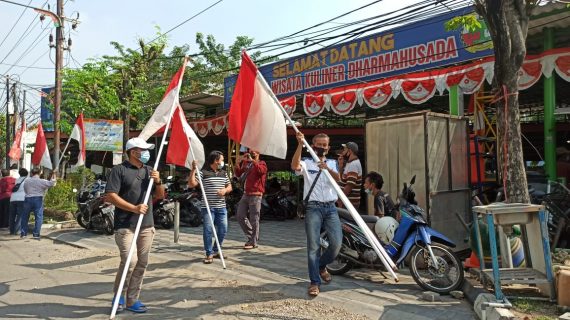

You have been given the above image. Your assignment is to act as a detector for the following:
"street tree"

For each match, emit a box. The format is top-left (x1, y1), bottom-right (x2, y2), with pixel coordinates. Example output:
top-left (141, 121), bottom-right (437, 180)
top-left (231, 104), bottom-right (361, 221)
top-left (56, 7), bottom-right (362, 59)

top-left (447, 0), bottom-right (542, 204)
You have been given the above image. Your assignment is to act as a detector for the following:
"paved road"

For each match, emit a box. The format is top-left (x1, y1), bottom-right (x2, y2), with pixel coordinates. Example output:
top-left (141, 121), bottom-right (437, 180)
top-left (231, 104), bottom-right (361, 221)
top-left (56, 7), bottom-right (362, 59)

top-left (42, 217), bottom-right (476, 320)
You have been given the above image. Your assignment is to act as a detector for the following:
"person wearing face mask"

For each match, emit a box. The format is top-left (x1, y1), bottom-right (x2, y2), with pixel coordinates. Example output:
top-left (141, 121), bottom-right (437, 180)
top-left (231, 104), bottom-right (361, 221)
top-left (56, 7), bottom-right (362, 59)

top-left (363, 171), bottom-right (398, 219)
top-left (188, 150), bottom-right (232, 264)
top-left (337, 142), bottom-right (362, 210)
top-left (234, 149), bottom-right (267, 250)
top-left (291, 132), bottom-right (342, 297)
top-left (105, 137), bottom-right (165, 314)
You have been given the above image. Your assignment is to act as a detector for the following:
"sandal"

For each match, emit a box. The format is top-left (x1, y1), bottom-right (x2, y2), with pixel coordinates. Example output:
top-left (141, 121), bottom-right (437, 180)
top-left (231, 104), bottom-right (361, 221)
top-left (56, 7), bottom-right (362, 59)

top-left (126, 300), bottom-right (148, 313)
top-left (212, 252), bottom-right (226, 259)
top-left (319, 269), bottom-right (332, 284)
top-left (243, 243), bottom-right (258, 250)
top-left (203, 255), bottom-right (214, 264)
top-left (308, 284), bottom-right (320, 296)
top-left (111, 296), bottom-right (125, 313)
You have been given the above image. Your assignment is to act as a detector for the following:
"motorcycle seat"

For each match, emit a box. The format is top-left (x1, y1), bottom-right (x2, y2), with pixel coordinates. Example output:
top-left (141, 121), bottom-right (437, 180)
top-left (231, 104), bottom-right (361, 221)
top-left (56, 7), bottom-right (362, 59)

top-left (337, 208), bottom-right (379, 224)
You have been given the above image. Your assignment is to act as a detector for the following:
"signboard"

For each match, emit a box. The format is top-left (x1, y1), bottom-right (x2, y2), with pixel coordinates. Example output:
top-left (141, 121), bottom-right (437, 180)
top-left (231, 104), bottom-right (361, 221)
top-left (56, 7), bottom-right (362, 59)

top-left (84, 119), bottom-right (124, 152)
top-left (40, 87), bottom-right (55, 132)
top-left (223, 7), bottom-right (493, 108)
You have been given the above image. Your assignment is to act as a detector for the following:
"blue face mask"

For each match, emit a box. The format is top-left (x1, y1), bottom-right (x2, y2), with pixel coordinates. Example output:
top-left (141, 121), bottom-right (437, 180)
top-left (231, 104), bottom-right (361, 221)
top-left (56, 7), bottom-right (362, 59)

top-left (139, 150), bottom-right (151, 164)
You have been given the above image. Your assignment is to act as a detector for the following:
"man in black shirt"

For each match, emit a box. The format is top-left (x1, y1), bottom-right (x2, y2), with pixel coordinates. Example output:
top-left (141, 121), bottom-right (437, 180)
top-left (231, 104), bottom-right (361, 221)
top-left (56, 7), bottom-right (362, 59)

top-left (363, 171), bottom-right (398, 219)
top-left (105, 137), bottom-right (165, 313)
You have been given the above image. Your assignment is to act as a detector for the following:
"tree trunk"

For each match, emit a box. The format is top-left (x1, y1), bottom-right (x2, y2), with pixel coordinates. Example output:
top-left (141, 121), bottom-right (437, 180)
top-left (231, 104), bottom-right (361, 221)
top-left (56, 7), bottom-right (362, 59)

top-left (477, 0), bottom-right (531, 203)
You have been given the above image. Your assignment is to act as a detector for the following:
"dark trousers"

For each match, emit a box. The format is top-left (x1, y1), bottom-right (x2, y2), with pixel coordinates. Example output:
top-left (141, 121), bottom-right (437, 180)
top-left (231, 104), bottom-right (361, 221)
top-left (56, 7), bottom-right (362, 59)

top-left (9, 201), bottom-right (24, 235)
top-left (0, 198), bottom-right (10, 228)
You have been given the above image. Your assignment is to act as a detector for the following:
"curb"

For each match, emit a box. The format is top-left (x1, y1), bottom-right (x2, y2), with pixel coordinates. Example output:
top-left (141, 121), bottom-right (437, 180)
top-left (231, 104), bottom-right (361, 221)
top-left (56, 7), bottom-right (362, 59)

top-left (462, 273), bottom-right (517, 320)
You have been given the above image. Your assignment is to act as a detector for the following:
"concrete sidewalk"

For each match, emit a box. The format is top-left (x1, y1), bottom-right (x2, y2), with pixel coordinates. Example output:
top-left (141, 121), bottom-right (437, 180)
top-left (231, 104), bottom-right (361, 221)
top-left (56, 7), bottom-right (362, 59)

top-left (43, 218), bottom-right (476, 320)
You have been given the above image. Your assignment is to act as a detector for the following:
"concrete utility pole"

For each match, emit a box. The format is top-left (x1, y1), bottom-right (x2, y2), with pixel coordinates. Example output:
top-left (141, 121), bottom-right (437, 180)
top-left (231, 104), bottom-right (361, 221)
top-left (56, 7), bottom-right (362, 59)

top-left (53, 0), bottom-right (64, 171)
top-left (5, 76), bottom-right (9, 169)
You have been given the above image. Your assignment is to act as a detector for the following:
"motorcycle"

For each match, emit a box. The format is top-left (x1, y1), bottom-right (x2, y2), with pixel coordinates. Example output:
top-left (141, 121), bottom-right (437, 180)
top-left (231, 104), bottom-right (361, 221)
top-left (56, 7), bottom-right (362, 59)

top-left (322, 175), bottom-right (464, 294)
top-left (74, 180), bottom-right (115, 235)
top-left (261, 189), bottom-right (297, 221)
top-left (153, 197), bottom-right (176, 229)
top-left (175, 190), bottom-right (203, 227)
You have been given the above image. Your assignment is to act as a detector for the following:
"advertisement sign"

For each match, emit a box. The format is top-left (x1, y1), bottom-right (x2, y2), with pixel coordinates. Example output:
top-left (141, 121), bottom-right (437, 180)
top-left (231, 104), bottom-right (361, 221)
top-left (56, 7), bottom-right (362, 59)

top-left (40, 87), bottom-right (55, 132)
top-left (84, 119), bottom-right (124, 152)
top-left (223, 7), bottom-right (493, 108)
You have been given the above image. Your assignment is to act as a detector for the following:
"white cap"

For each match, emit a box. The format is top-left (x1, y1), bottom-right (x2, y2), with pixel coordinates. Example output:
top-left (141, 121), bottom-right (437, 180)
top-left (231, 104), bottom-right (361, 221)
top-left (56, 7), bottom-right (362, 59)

top-left (126, 137), bottom-right (155, 151)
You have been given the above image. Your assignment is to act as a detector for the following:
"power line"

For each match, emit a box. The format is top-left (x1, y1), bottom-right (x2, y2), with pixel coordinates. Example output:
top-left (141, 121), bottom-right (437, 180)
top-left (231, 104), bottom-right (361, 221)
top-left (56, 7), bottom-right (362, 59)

top-left (0, 0), bottom-right (33, 51)
top-left (2, 25), bottom-right (53, 77)
top-left (19, 48), bottom-right (52, 77)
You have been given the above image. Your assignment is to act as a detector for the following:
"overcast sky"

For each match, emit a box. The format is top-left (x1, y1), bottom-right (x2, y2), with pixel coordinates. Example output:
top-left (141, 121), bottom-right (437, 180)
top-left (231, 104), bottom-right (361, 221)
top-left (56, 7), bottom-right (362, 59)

top-left (0, 0), bottom-right (423, 115)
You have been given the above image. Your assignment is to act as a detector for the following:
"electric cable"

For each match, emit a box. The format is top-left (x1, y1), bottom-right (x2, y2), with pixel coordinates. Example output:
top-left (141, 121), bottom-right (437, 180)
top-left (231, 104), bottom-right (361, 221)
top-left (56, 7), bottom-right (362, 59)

top-left (0, 0), bottom-right (33, 51)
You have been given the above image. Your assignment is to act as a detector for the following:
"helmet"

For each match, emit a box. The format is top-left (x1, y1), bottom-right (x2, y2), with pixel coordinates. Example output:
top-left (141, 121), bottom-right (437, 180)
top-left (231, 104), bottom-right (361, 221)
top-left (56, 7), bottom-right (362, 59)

top-left (375, 216), bottom-right (399, 244)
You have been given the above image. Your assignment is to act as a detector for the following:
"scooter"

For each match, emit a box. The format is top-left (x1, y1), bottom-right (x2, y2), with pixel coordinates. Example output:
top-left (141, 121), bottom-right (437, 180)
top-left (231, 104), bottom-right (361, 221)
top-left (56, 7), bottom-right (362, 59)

top-left (74, 180), bottom-right (115, 235)
top-left (322, 175), bottom-right (464, 294)
top-left (153, 197), bottom-right (176, 229)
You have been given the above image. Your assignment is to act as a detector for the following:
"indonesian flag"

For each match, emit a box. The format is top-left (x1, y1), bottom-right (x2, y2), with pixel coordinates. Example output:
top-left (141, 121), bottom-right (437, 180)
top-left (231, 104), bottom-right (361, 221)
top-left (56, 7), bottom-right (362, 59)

top-left (32, 122), bottom-right (52, 169)
top-left (139, 58), bottom-right (205, 167)
top-left (139, 59), bottom-right (187, 141)
top-left (8, 114), bottom-right (26, 161)
top-left (228, 51), bottom-right (287, 159)
top-left (166, 106), bottom-right (205, 169)
top-left (69, 113), bottom-right (86, 166)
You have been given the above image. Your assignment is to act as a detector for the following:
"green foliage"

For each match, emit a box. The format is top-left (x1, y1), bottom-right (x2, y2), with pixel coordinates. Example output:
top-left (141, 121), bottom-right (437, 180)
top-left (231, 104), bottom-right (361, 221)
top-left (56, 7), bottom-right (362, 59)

top-left (0, 115), bottom-right (6, 161)
top-left (445, 14), bottom-right (482, 32)
top-left (66, 167), bottom-right (96, 191)
top-left (44, 179), bottom-right (76, 212)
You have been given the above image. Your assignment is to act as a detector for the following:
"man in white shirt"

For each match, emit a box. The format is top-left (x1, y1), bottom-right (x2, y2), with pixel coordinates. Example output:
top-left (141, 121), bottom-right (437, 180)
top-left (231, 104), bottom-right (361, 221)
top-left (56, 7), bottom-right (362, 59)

top-left (291, 132), bottom-right (342, 297)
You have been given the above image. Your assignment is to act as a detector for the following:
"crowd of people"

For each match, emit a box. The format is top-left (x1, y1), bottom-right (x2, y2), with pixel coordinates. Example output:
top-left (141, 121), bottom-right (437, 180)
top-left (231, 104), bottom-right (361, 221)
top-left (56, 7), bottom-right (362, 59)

top-left (0, 167), bottom-right (57, 240)
top-left (102, 134), bottom-right (399, 313)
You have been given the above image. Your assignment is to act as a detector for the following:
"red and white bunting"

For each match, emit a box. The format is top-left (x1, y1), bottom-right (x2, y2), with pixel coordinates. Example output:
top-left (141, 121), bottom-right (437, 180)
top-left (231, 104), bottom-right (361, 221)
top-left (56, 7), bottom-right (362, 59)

top-left (293, 47), bottom-right (570, 117)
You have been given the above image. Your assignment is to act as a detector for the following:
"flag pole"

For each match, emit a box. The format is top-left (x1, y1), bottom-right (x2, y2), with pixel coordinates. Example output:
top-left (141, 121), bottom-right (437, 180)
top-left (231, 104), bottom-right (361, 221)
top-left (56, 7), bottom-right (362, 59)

top-left (254, 68), bottom-right (398, 281)
top-left (110, 57), bottom-right (188, 319)
top-left (189, 146), bottom-right (226, 269)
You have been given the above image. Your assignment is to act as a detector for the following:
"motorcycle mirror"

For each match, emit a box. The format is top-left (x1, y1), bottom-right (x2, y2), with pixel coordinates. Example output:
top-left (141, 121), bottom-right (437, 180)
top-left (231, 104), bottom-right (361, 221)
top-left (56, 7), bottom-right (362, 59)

top-left (72, 188), bottom-right (78, 193)
top-left (410, 175), bottom-right (416, 185)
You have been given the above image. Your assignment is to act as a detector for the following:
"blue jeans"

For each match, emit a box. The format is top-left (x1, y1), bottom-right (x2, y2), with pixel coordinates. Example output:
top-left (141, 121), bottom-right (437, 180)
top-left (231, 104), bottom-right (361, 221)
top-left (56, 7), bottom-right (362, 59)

top-left (22, 196), bottom-right (44, 237)
top-left (9, 201), bottom-right (25, 235)
top-left (305, 201), bottom-right (342, 285)
top-left (202, 207), bottom-right (228, 256)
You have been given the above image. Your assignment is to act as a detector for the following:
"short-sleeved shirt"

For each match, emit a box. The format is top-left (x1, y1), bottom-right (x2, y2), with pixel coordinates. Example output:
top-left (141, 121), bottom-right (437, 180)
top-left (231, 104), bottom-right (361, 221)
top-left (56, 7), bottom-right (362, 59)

top-left (340, 158), bottom-right (363, 207)
top-left (374, 191), bottom-right (398, 218)
top-left (105, 161), bottom-right (154, 230)
top-left (196, 167), bottom-right (230, 209)
top-left (295, 158), bottom-right (339, 203)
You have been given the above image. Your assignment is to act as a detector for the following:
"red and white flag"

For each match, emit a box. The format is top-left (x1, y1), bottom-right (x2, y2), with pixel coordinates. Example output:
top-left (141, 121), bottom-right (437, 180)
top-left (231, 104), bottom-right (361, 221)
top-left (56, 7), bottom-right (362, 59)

top-left (228, 51), bottom-right (287, 159)
top-left (69, 113), bottom-right (86, 166)
top-left (32, 122), bottom-right (52, 169)
top-left (166, 106), bottom-right (205, 169)
top-left (139, 58), bottom-right (205, 167)
top-left (8, 114), bottom-right (26, 161)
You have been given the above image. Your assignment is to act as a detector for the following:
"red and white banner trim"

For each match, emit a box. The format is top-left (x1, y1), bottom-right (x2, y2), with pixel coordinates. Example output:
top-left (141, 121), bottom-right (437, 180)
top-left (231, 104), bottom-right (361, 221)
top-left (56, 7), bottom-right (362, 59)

top-left (296, 47), bottom-right (570, 116)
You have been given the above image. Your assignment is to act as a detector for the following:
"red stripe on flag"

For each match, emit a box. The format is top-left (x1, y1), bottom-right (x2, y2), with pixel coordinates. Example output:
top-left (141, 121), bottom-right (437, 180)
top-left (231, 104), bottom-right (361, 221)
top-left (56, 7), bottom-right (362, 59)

top-left (166, 107), bottom-right (191, 167)
top-left (228, 52), bottom-right (257, 143)
top-left (32, 122), bottom-right (48, 166)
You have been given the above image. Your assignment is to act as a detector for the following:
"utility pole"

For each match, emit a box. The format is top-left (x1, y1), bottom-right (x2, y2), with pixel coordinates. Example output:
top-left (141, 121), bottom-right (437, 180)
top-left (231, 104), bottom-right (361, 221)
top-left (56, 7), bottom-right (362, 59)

top-left (5, 76), bottom-right (9, 169)
top-left (53, 0), bottom-right (64, 171)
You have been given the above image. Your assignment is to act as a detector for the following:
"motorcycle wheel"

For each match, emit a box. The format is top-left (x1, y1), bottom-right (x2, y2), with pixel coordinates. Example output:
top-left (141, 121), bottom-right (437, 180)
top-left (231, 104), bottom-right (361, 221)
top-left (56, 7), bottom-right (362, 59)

top-left (321, 234), bottom-right (353, 275)
top-left (161, 211), bottom-right (174, 229)
top-left (104, 215), bottom-right (114, 235)
top-left (408, 244), bottom-right (464, 294)
top-left (184, 207), bottom-right (202, 227)
top-left (76, 211), bottom-right (89, 229)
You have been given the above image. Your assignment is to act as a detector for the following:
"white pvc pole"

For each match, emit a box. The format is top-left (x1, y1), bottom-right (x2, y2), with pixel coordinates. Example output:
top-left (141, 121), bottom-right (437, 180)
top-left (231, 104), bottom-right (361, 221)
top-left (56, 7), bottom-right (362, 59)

top-left (110, 58), bottom-right (187, 319)
top-left (190, 146), bottom-right (226, 269)
top-left (255, 68), bottom-right (398, 281)
top-left (54, 136), bottom-right (71, 171)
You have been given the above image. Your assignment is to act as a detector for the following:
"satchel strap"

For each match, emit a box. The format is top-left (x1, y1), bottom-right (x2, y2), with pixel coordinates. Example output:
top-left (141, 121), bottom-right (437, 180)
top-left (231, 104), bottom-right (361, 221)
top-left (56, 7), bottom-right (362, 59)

top-left (304, 170), bottom-right (322, 204)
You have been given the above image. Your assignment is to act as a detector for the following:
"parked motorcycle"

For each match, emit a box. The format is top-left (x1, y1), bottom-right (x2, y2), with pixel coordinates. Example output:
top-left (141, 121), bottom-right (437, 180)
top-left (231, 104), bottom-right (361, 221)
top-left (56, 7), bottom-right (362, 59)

top-left (261, 190), bottom-right (297, 221)
top-left (74, 180), bottom-right (115, 235)
top-left (175, 190), bottom-right (203, 227)
top-left (322, 175), bottom-right (464, 294)
top-left (153, 197), bottom-right (176, 229)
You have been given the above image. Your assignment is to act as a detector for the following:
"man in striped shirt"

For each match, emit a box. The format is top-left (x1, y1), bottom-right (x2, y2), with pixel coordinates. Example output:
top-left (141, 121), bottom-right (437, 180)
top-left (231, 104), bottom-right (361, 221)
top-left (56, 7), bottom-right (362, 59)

top-left (188, 150), bottom-right (232, 264)
top-left (338, 142), bottom-right (362, 210)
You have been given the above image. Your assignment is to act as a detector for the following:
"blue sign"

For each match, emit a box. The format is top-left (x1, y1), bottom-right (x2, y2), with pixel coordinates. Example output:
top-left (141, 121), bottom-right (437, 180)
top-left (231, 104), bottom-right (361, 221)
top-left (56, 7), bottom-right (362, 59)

top-left (40, 87), bottom-right (55, 132)
top-left (224, 7), bottom-right (493, 108)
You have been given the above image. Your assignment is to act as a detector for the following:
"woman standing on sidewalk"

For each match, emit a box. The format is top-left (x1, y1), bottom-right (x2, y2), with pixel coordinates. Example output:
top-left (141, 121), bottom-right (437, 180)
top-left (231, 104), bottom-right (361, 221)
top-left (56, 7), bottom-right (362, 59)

top-left (21, 168), bottom-right (57, 239)
top-left (188, 150), bottom-right (232, 264)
